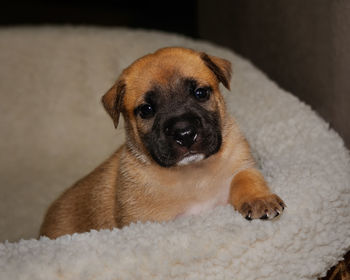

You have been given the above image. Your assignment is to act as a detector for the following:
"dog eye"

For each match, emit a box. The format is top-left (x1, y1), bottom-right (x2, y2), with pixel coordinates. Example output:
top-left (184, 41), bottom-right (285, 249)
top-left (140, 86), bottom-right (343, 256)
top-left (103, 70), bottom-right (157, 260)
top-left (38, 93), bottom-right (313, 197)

top-left (193, 87), bottom-right (211, 101)
top-left (137, 104), bottom-right (155, 119)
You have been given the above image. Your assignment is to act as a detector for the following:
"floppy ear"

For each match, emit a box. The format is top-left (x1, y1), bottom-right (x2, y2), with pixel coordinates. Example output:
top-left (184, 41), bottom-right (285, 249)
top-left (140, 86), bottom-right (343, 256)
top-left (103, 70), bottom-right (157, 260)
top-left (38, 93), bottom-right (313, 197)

top-left (200, 53), bottom-right (232, 90)
top-left (101, 79), bottom-right (126, 128)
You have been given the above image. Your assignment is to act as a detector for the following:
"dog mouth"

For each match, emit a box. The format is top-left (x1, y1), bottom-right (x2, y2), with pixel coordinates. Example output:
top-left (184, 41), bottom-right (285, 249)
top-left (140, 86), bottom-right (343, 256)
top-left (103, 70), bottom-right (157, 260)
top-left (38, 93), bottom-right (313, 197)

top-left (176, 152), bottom-right (205, 166)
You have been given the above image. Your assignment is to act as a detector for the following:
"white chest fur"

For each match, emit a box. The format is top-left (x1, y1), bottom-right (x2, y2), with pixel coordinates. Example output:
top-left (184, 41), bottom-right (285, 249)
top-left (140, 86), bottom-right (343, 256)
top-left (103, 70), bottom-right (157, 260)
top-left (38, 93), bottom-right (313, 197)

top-left (179, 176), bottom-right (232, 217)
top-left (173, 141), bottom-right (253, 217)
top-left (172, 153), bottom-right (240, 218)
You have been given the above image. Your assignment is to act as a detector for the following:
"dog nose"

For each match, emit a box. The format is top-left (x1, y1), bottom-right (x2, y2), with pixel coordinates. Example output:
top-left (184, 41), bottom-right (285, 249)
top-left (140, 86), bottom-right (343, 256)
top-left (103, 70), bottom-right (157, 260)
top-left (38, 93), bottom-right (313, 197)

top-left (173, 125), bottom-right (197, 148)
top-left (165, 120), bottom-right (198, 148)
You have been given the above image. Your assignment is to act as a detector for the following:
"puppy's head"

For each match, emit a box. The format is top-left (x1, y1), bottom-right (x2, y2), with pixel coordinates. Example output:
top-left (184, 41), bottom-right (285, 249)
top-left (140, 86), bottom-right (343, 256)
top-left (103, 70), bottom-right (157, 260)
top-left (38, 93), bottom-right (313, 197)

top-left (102, 47), bottom-right (232, 167)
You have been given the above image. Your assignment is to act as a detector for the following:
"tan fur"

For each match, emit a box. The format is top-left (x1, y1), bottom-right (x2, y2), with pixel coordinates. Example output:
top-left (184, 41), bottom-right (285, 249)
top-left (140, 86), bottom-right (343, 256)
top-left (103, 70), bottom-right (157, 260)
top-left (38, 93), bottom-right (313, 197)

top-left (40, 47), bottom-right (285, 239)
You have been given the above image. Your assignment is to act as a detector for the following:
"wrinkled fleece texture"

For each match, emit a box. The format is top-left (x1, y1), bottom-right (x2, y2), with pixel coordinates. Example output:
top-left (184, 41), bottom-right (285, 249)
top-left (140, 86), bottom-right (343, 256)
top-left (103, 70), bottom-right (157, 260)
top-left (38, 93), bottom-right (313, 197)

top-left (0, 27), bottom-right (349, 280)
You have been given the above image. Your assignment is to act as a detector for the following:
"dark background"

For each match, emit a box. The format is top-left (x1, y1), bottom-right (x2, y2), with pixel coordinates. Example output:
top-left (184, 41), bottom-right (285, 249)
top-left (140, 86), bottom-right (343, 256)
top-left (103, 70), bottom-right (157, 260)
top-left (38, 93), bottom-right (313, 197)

top-left (1, 0), bottom-right (349, 148)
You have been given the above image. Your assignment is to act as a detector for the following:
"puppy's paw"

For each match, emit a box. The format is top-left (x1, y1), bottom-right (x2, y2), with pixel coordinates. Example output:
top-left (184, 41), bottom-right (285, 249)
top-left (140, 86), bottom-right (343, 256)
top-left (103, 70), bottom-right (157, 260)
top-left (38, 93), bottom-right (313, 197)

top-left (239, 194), bottom-right (285, 221)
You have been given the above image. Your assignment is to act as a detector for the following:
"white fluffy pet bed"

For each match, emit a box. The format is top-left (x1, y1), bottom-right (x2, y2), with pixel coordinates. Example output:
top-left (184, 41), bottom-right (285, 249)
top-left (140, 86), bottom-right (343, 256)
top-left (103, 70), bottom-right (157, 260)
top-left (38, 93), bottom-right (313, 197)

top-left (0, 27), bottom-right (349, 280)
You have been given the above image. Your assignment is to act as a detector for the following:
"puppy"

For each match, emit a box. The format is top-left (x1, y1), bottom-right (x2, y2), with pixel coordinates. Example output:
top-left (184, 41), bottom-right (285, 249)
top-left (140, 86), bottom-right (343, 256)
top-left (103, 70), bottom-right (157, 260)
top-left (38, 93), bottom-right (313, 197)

top-left (40, 47), bottom-right (285, 239)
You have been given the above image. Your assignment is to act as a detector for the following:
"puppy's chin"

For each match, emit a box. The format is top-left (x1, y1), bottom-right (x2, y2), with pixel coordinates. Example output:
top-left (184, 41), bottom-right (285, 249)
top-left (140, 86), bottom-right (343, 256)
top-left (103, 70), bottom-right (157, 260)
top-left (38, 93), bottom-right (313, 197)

top-left (176, 153), bottom-right (205, 166)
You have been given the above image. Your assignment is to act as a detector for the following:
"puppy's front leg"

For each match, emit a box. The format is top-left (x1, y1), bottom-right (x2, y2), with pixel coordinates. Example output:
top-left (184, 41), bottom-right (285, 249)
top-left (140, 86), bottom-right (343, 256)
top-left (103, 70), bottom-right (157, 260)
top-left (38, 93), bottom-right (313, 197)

top-left (229, 168), bottom-right (285, 220)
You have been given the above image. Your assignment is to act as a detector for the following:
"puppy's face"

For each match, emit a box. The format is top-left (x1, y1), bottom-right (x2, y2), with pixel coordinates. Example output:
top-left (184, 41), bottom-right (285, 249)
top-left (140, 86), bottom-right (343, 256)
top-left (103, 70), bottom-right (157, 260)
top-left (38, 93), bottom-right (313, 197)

top-left (102, 48), bottom-right (232, 167)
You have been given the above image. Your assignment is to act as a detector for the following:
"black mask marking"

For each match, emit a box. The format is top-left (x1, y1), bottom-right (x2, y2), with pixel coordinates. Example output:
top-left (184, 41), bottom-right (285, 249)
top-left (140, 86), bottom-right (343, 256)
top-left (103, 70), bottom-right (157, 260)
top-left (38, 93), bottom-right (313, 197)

top-left (137, 77), bottom-right (222, 167)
